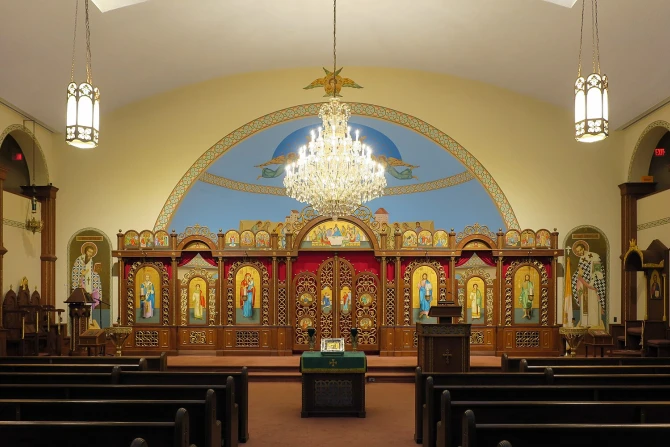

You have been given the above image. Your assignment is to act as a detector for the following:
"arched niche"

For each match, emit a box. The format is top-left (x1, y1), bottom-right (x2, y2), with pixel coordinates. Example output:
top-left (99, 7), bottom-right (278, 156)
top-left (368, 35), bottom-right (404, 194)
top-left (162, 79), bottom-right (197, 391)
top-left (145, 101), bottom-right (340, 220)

top-left (628, 120), bottom-right (670, 188)
top-left (0, 125), bottom-right (49, 186)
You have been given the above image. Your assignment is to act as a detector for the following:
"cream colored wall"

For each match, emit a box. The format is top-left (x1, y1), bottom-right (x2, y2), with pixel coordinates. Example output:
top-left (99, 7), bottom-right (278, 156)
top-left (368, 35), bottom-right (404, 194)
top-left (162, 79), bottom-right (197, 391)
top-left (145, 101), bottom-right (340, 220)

top-left (0, 102), bottom-right (56, 300)
top-left (2, 191), bottom-right (41, 294)
top-left (621, 102), bottom-right (670, 182)
top-left (635, 190), bottom-right (670, 319)
top-left (50, 66), bottom-right (624, 324)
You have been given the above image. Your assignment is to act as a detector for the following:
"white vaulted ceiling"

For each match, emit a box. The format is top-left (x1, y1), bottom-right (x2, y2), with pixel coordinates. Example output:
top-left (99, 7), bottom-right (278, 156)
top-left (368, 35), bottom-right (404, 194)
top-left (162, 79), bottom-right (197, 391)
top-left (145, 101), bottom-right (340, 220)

top-left (1, 0), bottom-right (669, 131)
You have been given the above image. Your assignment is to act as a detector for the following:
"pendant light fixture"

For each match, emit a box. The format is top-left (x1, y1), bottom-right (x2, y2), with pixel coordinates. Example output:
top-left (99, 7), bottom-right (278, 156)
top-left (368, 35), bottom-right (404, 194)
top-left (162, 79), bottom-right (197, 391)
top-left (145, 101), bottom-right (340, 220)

top-left (66, 0), bottom-right (100, 149)
top-left (283, 0), bottom-right (386, 219)
top-left (25, 121), bottom-right (43, 234)
top-left (574, 0), bottom-right (608, 143)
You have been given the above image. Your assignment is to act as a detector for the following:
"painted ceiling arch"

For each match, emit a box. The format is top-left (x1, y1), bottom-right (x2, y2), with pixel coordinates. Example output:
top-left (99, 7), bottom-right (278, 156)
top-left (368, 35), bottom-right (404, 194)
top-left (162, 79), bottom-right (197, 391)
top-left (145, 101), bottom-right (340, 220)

top-left (155, 103), bottom-right (519, 234)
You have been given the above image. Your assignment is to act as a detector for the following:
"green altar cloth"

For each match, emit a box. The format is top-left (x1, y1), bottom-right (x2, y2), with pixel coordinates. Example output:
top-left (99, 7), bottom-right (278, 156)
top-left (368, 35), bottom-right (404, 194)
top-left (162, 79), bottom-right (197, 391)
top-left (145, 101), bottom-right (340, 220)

top-left (300, 351), bottom-right (367, 373)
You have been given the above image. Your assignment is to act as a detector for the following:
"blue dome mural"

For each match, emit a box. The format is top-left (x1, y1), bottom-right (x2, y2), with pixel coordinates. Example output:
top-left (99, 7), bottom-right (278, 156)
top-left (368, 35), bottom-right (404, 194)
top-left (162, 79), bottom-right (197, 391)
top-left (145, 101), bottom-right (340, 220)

top-left (168, 113), bottom-right (508, 235)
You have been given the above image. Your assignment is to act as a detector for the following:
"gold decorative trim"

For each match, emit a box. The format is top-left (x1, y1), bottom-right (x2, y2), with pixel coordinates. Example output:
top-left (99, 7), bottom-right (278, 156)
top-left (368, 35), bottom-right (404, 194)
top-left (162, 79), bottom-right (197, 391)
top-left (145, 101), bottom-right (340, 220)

top-left (403, 260), bottom-right (448, 326)
top-left (153, 103), bottom-right (519, 232)
top-left (504, 259), bottom-right (549, 326)
top-left (226, 260), bottom-right (270, 325)
top-left (180, 267), bottom-right (217, 326)
top-left (200, 170), bottom-right (474, 196)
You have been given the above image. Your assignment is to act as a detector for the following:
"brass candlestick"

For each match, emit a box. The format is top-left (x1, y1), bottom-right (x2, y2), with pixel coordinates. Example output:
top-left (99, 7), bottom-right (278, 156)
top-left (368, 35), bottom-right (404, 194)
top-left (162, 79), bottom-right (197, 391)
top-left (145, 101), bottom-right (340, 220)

top-left (350, 328), bottom-right (359, 351)
top-left (307, 327), bottom-right (316, 351)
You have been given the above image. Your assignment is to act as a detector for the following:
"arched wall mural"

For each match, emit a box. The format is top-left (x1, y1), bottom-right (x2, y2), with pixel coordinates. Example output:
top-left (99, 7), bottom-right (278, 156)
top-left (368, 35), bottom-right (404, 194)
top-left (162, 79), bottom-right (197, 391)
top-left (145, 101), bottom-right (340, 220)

top-left (155, 103), bottom-right (519, 234)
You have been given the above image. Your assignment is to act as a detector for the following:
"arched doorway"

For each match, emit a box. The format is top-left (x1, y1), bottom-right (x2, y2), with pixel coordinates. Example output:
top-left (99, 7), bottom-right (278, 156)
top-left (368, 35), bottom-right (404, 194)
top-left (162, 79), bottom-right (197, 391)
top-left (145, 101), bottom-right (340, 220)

top-left (628, 121), bottom-right (670, 192)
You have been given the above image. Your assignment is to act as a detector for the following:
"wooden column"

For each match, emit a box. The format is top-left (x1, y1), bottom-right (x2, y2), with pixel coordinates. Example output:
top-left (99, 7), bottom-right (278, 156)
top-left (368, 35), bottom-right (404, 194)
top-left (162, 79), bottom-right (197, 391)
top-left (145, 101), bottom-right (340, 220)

top-left (449, 256), bottom-right (456, 303)
top-left (171, 257), bottom-right (178, 325)
top-left (619, 182), bottom-right (655, 322)
top-left (21, 185), bottom-right (58, 307)
top-left (395, 256), bottom-right (402, 325)
top-left (380, 256), bottom-right (387, 324)
top-left (218, 257), bottom-right (225, 325)
top-left (272, 256), bottom-right (278, 325)
top-left (497, 256), bottom-right (503, 326)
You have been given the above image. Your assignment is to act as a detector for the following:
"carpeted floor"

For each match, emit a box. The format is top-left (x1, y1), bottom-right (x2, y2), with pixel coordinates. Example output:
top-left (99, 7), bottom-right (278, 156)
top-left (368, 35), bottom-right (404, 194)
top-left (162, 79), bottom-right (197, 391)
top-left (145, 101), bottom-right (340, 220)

top-left (246, 382), bottom-right (416, 447)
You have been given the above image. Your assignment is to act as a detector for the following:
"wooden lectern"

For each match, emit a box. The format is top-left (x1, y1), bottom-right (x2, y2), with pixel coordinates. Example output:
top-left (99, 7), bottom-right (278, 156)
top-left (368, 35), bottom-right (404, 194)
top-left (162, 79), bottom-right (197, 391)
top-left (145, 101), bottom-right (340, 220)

top-left (417, 305), bottom-right (471, 373)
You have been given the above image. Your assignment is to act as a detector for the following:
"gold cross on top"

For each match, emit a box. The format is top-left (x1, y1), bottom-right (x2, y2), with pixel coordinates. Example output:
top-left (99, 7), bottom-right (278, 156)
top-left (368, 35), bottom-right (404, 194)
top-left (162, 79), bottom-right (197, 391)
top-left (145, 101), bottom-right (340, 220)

top-left (329, 359), bottom-right (338, 367)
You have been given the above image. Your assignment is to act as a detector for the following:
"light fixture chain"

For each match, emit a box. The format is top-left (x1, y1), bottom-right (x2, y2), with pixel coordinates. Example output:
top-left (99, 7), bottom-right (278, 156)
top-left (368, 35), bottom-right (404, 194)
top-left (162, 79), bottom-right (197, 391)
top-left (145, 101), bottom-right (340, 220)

top-left (590, 0), bottom-right (596, 74)
top-left (70, 0), bottom-right (79, 82)
top-left (85, 0), bottom-right (93, 84)
top-left (333, 0), bottom-right (336, 99)
top-left (577, 0), bottom-right (584, 77)
top-left (594, 0), bottom-right (601, 74)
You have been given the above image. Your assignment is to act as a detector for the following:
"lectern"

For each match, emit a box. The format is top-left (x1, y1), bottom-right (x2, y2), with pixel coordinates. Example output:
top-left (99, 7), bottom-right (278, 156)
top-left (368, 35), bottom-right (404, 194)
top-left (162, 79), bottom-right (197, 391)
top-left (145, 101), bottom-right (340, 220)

top-left (417, 305), bottom-right (470, 373)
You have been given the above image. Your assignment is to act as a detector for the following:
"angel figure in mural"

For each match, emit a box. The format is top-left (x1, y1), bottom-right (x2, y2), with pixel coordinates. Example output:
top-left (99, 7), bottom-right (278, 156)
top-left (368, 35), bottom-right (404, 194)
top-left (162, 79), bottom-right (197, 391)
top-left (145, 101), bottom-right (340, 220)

top-left (191, 283), bottom-right (206, 320)
top-left (418, 273), bottom-right (433, 319)
top-left (372, 155), bottom-right (419, 180)
top-left (303, 67), bottom-right (363, 97)
top-left (571, 247), bottom-right (606, 328)
top-left (519, 274), bottom-right (534, 319)
top-left (239, 273), bottom-right (256, 318)
top-left (255, 152), bottom-right (298, 179)
top-left (71, 242), bottom-right (102, 311)
top-left (470, 283), bottom-right (483, 320)
top-left (140, 274), bottom-right (155, 319)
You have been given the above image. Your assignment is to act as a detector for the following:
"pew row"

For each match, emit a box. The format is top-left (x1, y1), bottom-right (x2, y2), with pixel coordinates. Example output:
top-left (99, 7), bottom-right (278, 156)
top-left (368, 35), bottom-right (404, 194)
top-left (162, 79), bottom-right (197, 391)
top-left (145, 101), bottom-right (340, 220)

top-left (0, 366), bottom-right (249, 443)
top-left (0, 381), bottom-right (238, 447)
top-left (436, 391), bottom-right (670, 447)
top-left (519, 360), bottom-right (670, 375)
top-left (500, 353), bottom-right (670, 372)
top-left (0, 391), bottom-right (221, 447)
top-left (0, 363), bottom-right (145, 373)
top-left (421, 376), bottom-right (670, 447)
top-left (0, 407), bottom-right (193, 447)
top-left (461, 409), bottom-right (670, 447)
top-left (0, 353), bottom-right (167, 371)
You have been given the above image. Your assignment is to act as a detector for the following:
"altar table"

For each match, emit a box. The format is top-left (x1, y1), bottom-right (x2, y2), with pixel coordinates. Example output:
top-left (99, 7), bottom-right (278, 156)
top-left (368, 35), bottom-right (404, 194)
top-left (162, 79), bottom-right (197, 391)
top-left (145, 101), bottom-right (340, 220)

top-left (300, 351), bottom-right (366, 418)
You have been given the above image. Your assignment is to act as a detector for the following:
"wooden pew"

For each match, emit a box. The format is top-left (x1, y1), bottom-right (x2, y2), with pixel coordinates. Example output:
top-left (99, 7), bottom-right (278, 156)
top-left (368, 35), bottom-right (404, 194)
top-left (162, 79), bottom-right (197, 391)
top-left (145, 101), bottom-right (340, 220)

top-left (0, 363), bottom-right (144, 373)
top-left (414, 367), bottom-right (549, 443)
top-left (0, 353), bottom-right (167, 371)
top-left (437, 391), bottom-right (670, 447)
top-left (0, 382), bottom-right (238, 447)
top-left (500, 353), bottom-right (670, 372)
top-left (130, 440), bottom-right (148, 447)
top-left (116, 368), bottom-right (249, 443)
top-left (421, 374), bottom-right (670, 447)
top-left (461, 409), bottom-right (670, 447)
top-left (0, 390), bottom-right (221, 447)
top-left (520, 361), bottom-right (670, 375)
top-left (0, 372), bottom-right (116, 384)
top-left (0, 407), bottom-right (192, 447)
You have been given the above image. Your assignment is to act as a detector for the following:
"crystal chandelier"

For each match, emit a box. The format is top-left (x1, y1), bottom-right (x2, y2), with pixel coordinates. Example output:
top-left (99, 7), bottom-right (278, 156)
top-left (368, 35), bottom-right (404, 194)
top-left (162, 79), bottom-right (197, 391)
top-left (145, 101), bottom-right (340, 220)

top-left (574, 0), bottom-right (608, 143)
top-left (66, 0), bottom-right (100, 149)
top-left (283, 0), bottom-right (386, 219)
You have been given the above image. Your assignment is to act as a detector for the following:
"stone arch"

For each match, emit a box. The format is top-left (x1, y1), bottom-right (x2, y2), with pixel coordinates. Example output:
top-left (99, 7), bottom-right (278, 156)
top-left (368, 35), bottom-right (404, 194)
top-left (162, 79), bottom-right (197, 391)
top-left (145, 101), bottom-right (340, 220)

top-left (627, 120), bottom-right (670, 182)
top-left (153, 103), bottom-right (519, 232)
top-left (0, 124), bottom-right (50, 185)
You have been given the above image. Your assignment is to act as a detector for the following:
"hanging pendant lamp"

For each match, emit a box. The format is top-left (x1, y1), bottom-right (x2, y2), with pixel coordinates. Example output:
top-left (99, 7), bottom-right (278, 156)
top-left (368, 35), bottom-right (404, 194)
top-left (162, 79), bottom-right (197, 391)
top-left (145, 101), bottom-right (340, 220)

top-left (574, 0), bottom-right (608, 143)
top-left (66, 0), bottom-right (100, 149)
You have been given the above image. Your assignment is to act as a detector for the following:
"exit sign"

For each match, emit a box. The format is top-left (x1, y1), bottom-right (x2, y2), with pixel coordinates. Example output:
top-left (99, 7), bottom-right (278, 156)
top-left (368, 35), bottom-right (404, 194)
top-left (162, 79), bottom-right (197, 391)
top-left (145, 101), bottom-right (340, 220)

top-left (655, 148), bottom-right (666, 156)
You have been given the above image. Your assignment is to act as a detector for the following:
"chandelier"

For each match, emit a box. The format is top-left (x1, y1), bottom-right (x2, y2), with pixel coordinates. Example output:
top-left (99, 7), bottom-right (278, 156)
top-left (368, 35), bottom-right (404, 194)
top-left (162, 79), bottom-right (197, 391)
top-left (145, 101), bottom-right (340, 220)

top-left (66, 0), bottom-right (100, 149)
top-left (283, 0), bottom-right (386, 219)
top-left (574, 0), bottom-right (608, 143)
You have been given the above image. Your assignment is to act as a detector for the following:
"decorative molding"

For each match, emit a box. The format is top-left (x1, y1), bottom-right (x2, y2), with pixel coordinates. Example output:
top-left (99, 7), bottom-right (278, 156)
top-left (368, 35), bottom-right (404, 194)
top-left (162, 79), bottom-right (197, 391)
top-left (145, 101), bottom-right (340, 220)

top-left (189, 330), bottom-right (207, 344)
top-left (456, 223), bottom-right (497, 243)
top-left (470, 330), bottom-right (485, 344)
top-left (236, 330), bottom-right (260, 348)
top-left (135, 330), bottom-right (159, 347)
top-left (154, 103), bottom-right (519, 232)
top-left (3, 218), bottom-right (42, 233)
top-left (200, 170), bottom-right (474, 196)
top-left (638, 216), bottom-right (670, 231)
top-left (177, 224), bottom-right (217, 245)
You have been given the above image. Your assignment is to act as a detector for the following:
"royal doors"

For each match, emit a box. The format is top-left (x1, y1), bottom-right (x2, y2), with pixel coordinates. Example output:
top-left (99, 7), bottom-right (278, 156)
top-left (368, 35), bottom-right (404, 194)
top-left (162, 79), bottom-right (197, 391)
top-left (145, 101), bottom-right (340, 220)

top-left (293, 256), bottom-right (380, 352)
